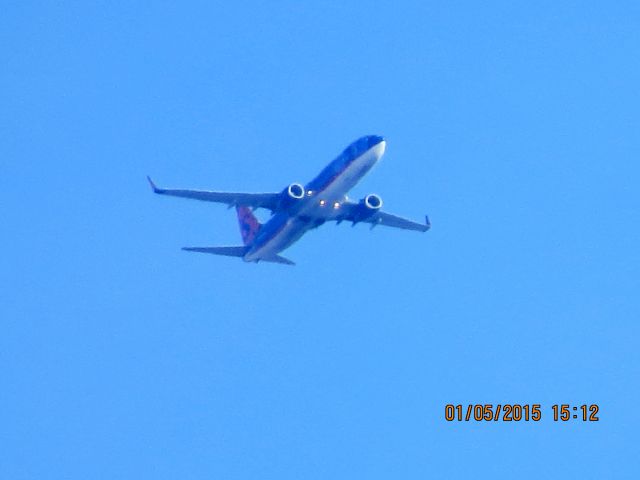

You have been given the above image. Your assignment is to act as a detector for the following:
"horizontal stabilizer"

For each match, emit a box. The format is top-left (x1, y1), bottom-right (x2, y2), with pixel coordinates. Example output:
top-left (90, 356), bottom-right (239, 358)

top-left (260, 255), bottom-right (295, 266)
top-left (182, 246), bottom-right (248, 257)
top-left (182, 246), bottom-right (295, 266)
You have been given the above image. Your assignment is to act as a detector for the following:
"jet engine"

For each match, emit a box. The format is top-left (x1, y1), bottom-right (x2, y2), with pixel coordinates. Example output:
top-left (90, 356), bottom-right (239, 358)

top-left (362, 193), bottom-right (383, 210)
top-left (350, 194), bottom-right (383, 223)
top-left (286, 182), bottom-right (305, 200)
top-left (278, 182), bottom-right (306, 211)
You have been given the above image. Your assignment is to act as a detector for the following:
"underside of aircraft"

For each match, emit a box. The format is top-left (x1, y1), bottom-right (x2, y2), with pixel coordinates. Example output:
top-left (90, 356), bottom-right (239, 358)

top-left (148, 135), bottom-right (430, 265)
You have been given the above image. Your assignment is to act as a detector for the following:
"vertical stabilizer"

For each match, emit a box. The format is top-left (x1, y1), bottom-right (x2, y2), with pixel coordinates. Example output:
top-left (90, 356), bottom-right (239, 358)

top-left (236, 206), bottom-right (261, 245)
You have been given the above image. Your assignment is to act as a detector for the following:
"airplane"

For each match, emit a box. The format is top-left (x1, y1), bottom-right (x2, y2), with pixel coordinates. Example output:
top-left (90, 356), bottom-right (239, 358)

top-left (147, 135), bottom-right (430, 265)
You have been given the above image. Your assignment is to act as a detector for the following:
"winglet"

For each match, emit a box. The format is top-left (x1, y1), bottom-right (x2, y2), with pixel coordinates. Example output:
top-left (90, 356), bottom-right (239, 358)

top-left (147, 176), bottom-right (160, 193)
top-left (425, 215), bottom-right (431, 231)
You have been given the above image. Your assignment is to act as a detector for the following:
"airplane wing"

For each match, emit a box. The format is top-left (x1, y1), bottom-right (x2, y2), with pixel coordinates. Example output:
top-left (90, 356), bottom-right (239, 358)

top-left (370, 211), bottom-right (431, 231)
top-left (338, 201), bottom-right (431, 232)
top-left (147, 177), bottom-right (281, 211)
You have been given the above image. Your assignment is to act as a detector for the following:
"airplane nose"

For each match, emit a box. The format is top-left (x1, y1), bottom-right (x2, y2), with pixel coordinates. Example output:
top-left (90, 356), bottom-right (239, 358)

top-left (368, 135), bottom-right (385, 148)
top-left (374, 139), bottom-right (386, 158)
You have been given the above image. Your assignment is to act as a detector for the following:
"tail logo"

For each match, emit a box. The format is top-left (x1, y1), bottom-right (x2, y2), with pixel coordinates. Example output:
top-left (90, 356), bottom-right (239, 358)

top-left (236, 206), bottom-right (261, 245)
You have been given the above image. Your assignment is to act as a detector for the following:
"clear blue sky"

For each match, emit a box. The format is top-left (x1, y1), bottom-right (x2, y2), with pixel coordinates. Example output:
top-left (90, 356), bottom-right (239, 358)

top-left (2, 1), bottom-right (639, 478)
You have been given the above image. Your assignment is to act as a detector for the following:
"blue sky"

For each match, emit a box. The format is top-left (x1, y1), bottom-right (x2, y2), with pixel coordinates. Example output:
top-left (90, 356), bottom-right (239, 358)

top-left (2, 1), bottom-right (639, 478)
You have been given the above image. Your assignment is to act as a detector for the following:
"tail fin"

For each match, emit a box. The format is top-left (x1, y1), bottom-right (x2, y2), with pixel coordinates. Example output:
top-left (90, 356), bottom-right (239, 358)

top-left (236, 206), bottom-right (261, 245)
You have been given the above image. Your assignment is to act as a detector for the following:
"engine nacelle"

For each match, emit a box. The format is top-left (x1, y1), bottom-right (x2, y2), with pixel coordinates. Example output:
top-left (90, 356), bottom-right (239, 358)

top-left (363, 193), bottom-right (383, 210)
top-left (352, 194), bottom-right (383, 222)
top-left (286, 182), bottom-right (305, 200)
top-left (278, 182), bottom-right (306, 210)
